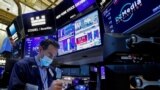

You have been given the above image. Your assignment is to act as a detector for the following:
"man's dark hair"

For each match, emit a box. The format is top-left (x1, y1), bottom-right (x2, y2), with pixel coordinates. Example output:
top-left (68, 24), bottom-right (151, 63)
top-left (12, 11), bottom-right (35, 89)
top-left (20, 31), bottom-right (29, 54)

top-left (40, 39), bottom-right (59, 50)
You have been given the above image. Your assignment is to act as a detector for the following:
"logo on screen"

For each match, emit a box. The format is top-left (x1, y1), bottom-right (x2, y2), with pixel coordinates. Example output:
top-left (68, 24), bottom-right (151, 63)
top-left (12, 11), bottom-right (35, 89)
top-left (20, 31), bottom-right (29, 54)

top-left (30, 15), bottom-right (46, 26)
top-left (32, 46), bottom-right (39, 53)
top-left (115, 0), bottom-right (142, 24)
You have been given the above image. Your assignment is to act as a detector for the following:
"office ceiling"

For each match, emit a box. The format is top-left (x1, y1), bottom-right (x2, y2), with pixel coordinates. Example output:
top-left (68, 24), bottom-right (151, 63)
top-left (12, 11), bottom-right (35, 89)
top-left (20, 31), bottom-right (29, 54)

top-left (0, 0), bottom-right (63, 26)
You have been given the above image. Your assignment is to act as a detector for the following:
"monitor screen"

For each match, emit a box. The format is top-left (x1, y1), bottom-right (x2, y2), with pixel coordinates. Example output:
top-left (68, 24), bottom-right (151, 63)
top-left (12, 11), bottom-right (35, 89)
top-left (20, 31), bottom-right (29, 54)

top-left (9, 24), bottom-right (18, 41)
top-left (70, 68), bottom-right (80, 76)
top-left (80, 65), bottom-right (89, 76)
top-left (102, 0), bottom-right (160, 33)
top-left (73, 0), bottom-right (96, 12)
top-left (22, 9), bottom-right (56, 37)
top-left (61, 68), bottom-right (80, 76)
top-left (61, 68), bottom-right (71, 76)
top-left (24, 35), bottom-right (57, 57)
top-left (58, 10), bottom-right (102, 56)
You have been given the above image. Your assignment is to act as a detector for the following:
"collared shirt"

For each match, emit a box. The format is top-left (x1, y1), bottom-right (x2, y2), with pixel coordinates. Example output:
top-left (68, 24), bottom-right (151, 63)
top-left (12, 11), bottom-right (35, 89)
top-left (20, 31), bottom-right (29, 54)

top-left (35, 56), bottom-right (48, 90)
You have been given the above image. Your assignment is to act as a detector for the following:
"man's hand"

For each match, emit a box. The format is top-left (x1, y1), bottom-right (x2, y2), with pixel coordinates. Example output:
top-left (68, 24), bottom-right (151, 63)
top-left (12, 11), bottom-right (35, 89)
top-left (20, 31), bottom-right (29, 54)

top-left (49, 80), bottom-right (63, 90)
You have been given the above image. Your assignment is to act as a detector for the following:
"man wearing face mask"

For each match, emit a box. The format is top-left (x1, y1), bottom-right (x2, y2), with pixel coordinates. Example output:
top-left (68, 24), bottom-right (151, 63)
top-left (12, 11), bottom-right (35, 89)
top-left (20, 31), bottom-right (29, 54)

top-left (8, 39), bottom-right (63, 90)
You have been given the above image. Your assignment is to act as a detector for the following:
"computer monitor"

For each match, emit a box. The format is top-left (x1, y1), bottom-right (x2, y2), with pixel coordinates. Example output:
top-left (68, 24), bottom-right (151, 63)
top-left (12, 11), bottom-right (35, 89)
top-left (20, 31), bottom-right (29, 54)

top-left (58, 10), bottom-right (102, 56)
top-left (24, 35), bottom-right (57, 57)
top-left (80, 65), bottom-right (89, 76)
top-left (8, 23), bottom-right (19, 42)
top-left (102, 0), bottom-right (160, 33)
top-left (22, 9), bottom-right (56, 37)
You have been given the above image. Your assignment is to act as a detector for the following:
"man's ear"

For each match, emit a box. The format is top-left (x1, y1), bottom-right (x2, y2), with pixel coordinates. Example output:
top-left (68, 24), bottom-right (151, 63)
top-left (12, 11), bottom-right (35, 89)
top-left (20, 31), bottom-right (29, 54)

top-left (39, 46), bottom-right (43, 53)
top-left (38, 46), bottom-right (45, 59)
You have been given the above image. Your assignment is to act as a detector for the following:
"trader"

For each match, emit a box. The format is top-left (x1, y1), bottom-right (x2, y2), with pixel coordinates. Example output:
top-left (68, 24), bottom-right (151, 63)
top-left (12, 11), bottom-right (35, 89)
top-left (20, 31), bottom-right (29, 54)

top-left (8, 39), bottom-right (63, 90)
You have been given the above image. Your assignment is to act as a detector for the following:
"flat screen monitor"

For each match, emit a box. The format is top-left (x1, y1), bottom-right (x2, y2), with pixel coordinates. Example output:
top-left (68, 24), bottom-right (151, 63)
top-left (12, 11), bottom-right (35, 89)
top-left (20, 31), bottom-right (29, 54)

top-left (22, 9), bottom-right (56, 37)
top-left (55, 67), bottom-right (62, 79)
top-left (61, 68), bottom-right (80, 76)
top-left (58, 10), bottom-right (102, 56)
top-left (24, 35), bottom-right (57, 57)
top-left (8, 23), bottom-right (18, 41)
top-left (61, 68), bottom-right (71, 76)
top-left (70, 68), bottom-right (80, 76)
top-left (80, 65), bottom-right (89, 76)
top-left (102, 0), bottom-right (160, 33)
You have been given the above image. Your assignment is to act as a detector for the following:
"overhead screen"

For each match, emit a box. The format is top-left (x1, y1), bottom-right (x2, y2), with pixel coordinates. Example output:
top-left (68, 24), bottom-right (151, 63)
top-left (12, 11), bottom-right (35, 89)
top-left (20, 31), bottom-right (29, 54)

top-left (55, 0), bottom-right (96, 28)
top-left (22, 9), bottom-right (56, 37)
top-left (24, 35), bottom-right (57, 57)
top-left (8, 23), bottom-right (19, 42)
top-left (6, 16), bottom-right (25, 40)
top-left (58, 10), bottom-right (102, 56)
top-left (103, 0), bottom-right (160, 33)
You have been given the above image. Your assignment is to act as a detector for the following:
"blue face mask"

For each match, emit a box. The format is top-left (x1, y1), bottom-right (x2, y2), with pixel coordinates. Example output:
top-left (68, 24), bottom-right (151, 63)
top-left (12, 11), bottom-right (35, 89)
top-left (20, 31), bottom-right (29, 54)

top-left (40, 56), bottom-right (53, 67)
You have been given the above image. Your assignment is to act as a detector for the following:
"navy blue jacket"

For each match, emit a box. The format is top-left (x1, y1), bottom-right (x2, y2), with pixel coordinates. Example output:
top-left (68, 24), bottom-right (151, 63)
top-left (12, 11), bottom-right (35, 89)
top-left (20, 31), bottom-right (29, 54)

top-left (8, 57), bottom-right (56, 90)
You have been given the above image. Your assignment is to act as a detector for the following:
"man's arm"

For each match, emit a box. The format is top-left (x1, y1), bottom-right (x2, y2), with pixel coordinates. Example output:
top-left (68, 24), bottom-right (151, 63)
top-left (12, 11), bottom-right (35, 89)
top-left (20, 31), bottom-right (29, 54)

top-left (8, 62), bottom-right (26, 90)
